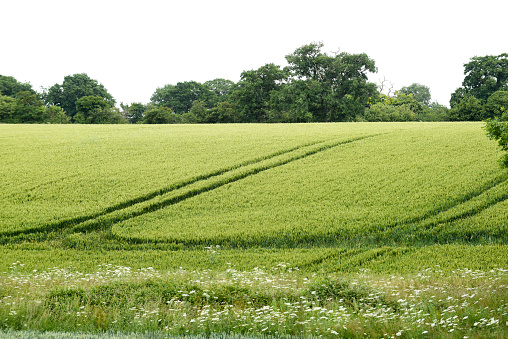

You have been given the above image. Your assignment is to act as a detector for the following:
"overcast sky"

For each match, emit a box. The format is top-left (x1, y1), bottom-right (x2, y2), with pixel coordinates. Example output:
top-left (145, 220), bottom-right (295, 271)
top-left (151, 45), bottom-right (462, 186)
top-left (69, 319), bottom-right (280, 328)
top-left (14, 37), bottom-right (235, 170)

top-left (1, 0), bottom-right (507, 107)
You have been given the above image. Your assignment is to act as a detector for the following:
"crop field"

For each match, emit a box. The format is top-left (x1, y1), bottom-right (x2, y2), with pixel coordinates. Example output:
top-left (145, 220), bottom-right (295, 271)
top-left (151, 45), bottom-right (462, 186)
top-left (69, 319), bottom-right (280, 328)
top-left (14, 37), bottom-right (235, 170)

top-left (1, 122), bottom-right (508, 338)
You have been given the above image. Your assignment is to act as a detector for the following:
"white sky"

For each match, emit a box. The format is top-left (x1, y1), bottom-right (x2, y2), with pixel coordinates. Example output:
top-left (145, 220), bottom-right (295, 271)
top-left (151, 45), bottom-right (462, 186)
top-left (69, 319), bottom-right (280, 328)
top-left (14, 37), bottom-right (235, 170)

top-left (1, 0), bottom-right (507, 107)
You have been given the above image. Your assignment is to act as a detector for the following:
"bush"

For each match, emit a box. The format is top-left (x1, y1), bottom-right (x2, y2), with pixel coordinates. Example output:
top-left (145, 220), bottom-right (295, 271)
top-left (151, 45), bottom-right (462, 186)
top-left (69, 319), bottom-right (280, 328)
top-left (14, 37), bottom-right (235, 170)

top-left (420, 102), bottom-right (450, 121)
top-left (448, 96), bottom-right (484, 121)
top-left (485, 106), bottom-right (508, 167)
top-left (45, 105), bottom-right (70, 124)
top-left (484, 91), bottom-right (508, 119)
top-left (363, 103), bottom-right (416, 122)
top-left (143, 107), bottom-right (181, 124)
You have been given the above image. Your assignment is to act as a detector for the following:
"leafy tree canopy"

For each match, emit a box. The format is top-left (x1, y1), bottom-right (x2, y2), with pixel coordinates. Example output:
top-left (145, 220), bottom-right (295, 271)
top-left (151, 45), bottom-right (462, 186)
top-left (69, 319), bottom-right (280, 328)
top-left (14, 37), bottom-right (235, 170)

top-left (12, 91), bottom-right (46, 123)
top-left (120, 102), bottom-right (146, 124)
top-left (45, 105), bottom-right (70, 124)
top-left (150, 81), bottom-right (216, 114)
top-left (276, 42), bottom-right (377, 122)
top-left (484, 90), bottom-right (508, 119)
top-left (204, 78), bottom-right (236, 102)
top-left (398, 83), bottom-right (431, 106)
top-left (448, 95), bottom-right (484, 121)
top-left (43, 73), bottom-right (115, 118)
top-left (0, 94), bottom-right (16, 122)
top-left (451, 53), bottom-right (508, 106)
top-left (0, 75), bottom-right (34, 97)
top-left (74, 96), bottom-right (122, 124)
top-left (143, 106), bottom-right (179, 124)
top-left (231, 63), bottom-right (288, 122)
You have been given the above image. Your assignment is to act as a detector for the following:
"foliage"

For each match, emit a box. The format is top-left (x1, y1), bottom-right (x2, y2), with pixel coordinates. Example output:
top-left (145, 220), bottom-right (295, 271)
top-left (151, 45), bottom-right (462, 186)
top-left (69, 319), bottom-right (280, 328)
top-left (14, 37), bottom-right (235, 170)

top-left (231, 63), bottom-right (288, 122)
top-left (120, 102), bottom-right (146, 124)
top-left (484, 90), bottom-right (508, 119)
top-left (398, 83), bottom-right (431, 106)
top-left (279, 42), bottom-right (378, 122)
top-left (363, 103), bottom-right (416, 121)
top-left (45, 105), bottom-right (71, 124)
top-left (150, 81), bottom-right (216, 114)
top-left (12, 91), bottom-right (46, 123)
top-left (75, 96), bottom-right (110, 116)
top-left (74, 96), bottom-right (123, 124)
top-left (449, 87), bottom-right (468, 108)
top-left (485, 106), bottom-right (508, 167)
top-left (365, 91), bottom-right (424, 120)
top-left (206, 102), bottom-right (242, 123)
top-left (451, 53), bottom-right (508, 107)
top-left (43, 73), bottom-right (115, 118)
top-left (448, 95), bottom-right (484, 121)
top-left (143, 106), bottom-right (180, 124)
top-left (204, 78), bottom-right (236, 103)
top-left (0, 75), bottom-right (34, 97)
top-left (419, 102), bottom-right (450, 122)
top-left (268, 80), bottom-right (314, 122)
top-left (0, 93), bottom-right (70, 124)
top-left (189, 100), bottom-right (208, 123)
top-left (0, 94), bottom-right (15, 122)
top-left (389, 92), bottom-right (424, 114)
top-left (462, 53), bottom-right (508, 102)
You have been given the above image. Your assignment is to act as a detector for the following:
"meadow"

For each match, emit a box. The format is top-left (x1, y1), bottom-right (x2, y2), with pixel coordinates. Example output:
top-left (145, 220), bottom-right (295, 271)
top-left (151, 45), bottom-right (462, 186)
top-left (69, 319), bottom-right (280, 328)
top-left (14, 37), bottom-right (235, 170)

top-left (0, 123), bottom-right (507, 338)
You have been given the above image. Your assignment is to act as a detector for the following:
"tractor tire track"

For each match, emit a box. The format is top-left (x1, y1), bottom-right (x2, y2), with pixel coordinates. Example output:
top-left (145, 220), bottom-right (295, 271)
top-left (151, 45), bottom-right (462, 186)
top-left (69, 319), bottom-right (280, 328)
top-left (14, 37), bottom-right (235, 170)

top-left (75, 135), bottom-right (380, 235)
top-left (0, 135), bottom-right (378, 239)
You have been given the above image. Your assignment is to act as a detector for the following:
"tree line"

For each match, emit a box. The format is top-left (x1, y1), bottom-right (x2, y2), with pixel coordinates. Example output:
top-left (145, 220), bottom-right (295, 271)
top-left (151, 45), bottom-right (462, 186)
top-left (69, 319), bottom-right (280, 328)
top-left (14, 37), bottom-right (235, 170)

top-left (1, 43), bottom-right (507, 124)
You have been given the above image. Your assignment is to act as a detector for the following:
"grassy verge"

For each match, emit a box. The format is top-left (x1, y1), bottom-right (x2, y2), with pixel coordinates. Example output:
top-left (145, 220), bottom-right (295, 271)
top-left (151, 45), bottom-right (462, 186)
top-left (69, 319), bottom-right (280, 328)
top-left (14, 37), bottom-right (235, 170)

top-left (1, 264), bottom-right (507, 338)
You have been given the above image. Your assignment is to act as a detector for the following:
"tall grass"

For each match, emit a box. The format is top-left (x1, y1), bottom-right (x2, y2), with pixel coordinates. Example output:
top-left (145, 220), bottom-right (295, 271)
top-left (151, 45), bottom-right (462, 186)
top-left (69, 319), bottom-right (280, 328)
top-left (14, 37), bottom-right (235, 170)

top-left (1, 264), bottom-right (507, 338)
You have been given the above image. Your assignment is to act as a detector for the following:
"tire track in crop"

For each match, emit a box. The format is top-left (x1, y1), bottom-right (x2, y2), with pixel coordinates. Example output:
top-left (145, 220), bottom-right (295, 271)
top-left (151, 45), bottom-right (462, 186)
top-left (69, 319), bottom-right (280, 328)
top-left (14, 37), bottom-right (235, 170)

top-left (0, 140), bottom-right (323, 238)
top-left (421, 191), bottom-right (508, 228)
top-left (0, 136), bottom-right (378, 239)
top-left (295, 248), bottom-right (362, 271)
top-left (375, 173), bottom-right (508, 233)
top-left (72, 134), bottom-right (381, 235)
top-left (358, 175), bottom-right (508, 246)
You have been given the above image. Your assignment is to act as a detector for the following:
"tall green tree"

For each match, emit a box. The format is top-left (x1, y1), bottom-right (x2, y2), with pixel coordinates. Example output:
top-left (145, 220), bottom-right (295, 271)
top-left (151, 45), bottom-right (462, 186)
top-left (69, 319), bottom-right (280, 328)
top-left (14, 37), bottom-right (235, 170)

top-left (278, 42), bottom-right (377, 122)
top-left (231, 63), bottom-right (288, 122)
top-left (204, 78), bottom-right (236, 104)
top-left (389, 92), bottom-right (424, 114)
top-left (0, 75), bottom-right (34, 97)
top-left (143, 106), bottom-right (180, 124)
top-left (208, 102), bottom-right (242, 123)
top-left (398, 83), bottom-right (431, 106)
top-left (189, 100), bottom-right (208, 123)
top-left (0, 95), bottom-right (15, 122)
top-left (74, 96), bottom-right (123, 124)
top-left (451, 53), bottom-right (508, 106)
top-left (120, 102), bottom-right (146, 124)
top-left (150, 81), bottom-right (215, 114)
top-left (12, 91), bottom-right (46, 123)
top-left (448, 95), bottom-right (484, 121)
top-left (268, 80), bottom-right (315, 122)
top-left (45, 105), bottom-right (70, 124)
top-left (483, 91), bottom-right (508, 119)
top-left (43, 73), bottom-right (115, 119)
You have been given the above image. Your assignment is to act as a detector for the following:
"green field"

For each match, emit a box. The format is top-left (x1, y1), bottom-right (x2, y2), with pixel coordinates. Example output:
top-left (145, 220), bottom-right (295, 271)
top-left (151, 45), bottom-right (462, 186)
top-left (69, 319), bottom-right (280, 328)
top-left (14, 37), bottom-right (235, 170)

top-left (1, 123), bottom-right (507, 338)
